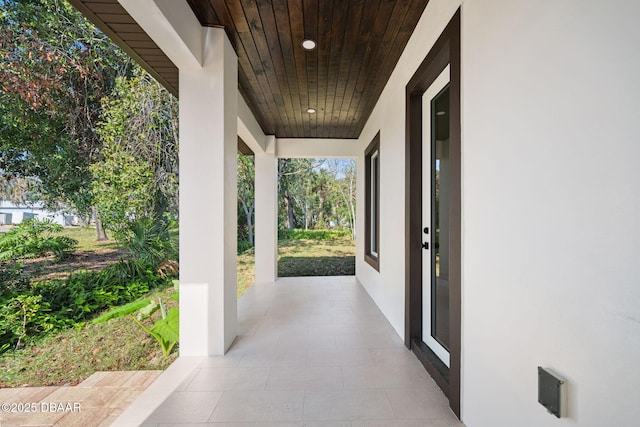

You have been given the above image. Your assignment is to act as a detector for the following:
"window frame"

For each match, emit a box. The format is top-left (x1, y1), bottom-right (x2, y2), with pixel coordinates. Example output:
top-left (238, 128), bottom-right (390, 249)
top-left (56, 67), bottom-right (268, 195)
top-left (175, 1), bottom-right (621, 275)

top-left (365, 132), bottom-right (381, 271)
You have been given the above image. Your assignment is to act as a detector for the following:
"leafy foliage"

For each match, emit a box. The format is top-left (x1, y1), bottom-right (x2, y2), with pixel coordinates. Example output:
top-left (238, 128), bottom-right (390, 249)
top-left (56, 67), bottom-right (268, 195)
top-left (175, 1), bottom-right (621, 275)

top-left (0, 261), bottom-right (30, 290)
top-left (0, 176), bottom-right (40, 205)
top-left (237, 240), bottom-right (253, 254)
top-left (120, 218), bottom-right (178, 268)
top-left (278, 228), bottom-right (352, 241)
top-left (133, 303), bottom-right (179, 358)
top-left (0, 219), bottom-right (77, 261)
top-left (0, 285), bottom-right (178, 387)
top-left (0, 0), bottom-right (132, 217)
top-left (0, 258), bottom-right (173, 353)
top-left (276, 159), bottom-right (356, 234)
top-left (90, 299), bottom-right (151, 324)
top-left (94, 281), bottom-right (180, 358)
top-left (92, 74), bottom-right (178, 238)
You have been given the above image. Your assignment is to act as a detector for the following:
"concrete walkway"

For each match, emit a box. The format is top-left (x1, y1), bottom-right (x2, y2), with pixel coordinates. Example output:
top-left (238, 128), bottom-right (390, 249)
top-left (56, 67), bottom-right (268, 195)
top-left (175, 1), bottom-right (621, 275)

top-left (117, 276), bottom-right (464, 426)
top-left (0, 370), bottom-right (161, 426)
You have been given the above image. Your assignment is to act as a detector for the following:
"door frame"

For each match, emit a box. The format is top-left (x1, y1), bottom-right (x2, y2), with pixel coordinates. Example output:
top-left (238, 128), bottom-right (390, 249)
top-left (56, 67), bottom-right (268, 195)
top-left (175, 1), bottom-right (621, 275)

top-left (405, 9), bottom-right (461, 418)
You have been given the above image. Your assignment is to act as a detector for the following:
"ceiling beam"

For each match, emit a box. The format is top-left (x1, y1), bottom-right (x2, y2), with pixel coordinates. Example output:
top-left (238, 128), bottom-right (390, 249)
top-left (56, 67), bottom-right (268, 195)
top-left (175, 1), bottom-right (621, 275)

top-left (118, 0), bottom-right (204, 69)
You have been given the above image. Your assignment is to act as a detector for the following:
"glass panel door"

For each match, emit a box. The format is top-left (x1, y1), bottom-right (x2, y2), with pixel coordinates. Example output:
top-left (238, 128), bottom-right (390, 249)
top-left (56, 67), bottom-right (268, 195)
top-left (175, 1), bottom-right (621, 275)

top-left (422, 65), bottom-right (450, 367)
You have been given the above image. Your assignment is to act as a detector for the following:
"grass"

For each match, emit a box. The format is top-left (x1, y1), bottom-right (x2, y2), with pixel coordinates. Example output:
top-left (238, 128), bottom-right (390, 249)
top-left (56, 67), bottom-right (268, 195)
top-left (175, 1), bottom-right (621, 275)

top-left (278, 238), bottom-right (355, 276)
top-left (59, 226), bottom-right (119, 252)
top-left (237, 247), bottom-right (255, 298)
top-left (21, 226), bottom-right (123, 281)
top-left (0, 286), bottom-right (178, 387)
top-left (236, 236), bottom-right (356, 296)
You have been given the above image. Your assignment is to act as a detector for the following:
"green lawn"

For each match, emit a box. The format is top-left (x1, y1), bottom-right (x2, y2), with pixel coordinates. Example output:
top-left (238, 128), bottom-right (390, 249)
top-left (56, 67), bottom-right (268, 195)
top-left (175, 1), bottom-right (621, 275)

top-left (278, 238), bottom-right (355, 276)
top-left (59, 226), bottom-right (119, 252)
top-left (236, 237), bottom-right (356, 297)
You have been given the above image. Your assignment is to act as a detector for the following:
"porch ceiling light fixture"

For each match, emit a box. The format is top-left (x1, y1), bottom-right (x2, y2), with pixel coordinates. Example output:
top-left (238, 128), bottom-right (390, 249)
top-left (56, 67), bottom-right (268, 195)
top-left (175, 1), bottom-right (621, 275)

top-left (307, 108), bottom-right (317, 114)
top-left (302, 39), bottom-right (317, 50)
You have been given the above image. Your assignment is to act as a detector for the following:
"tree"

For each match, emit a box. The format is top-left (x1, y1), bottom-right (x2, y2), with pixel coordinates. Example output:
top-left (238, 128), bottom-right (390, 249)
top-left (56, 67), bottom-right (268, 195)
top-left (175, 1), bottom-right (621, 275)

top-left (237, 154), bottom-right (255, 246)
top-left (91, 73), bottom-right (178, 239)
top-left (0, 175), bottom-right (40, 205)
top-left (0, 0), bottom-right (131, 239)
top-left (334, 159), bottom-right (356, 238)
top-left (278, 158), bottom-right (325, 229)
top-left (276, 158), bottom-right (356, 234)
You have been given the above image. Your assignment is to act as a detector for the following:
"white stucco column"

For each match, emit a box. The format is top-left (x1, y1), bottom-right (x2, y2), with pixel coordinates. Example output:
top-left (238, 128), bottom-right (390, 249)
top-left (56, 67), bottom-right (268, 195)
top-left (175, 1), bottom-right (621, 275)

top-left (254, 136), bottom-right (278, 282)
top-left (179, 27), bottom-right (237, 356)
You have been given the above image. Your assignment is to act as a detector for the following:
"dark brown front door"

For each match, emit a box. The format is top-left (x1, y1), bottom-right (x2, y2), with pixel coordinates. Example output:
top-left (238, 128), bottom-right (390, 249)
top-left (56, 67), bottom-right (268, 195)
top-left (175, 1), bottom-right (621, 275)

top-left (405, 9), bottom-right (461, 418)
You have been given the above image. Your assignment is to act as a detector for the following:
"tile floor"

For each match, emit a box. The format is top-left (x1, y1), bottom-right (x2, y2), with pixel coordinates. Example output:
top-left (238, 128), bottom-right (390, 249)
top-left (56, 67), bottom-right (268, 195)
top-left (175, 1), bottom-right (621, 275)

top-left (133, 276), bottom-right (464, 427)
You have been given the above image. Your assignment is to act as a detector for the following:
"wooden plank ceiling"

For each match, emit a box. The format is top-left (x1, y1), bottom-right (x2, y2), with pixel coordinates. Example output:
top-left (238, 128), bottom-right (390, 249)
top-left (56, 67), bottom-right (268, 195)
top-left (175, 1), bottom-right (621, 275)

top-left (71, 0), bottom-right (430, 139)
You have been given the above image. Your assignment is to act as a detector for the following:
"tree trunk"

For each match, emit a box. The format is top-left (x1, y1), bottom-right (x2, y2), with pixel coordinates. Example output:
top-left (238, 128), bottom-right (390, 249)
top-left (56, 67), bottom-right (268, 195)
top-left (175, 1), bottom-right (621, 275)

top-left (93, 206), bottom-right (109, 241)
top-left (348, 178), bottom-right (356, 240)
top-left (285, 191), bottom-right (295, 229)
top-left (240, 198), bottom-right (254, 246)
top-left (247, 204), bottom-right (254, 246)
top-left (317, 192), bottom-right (325, 228)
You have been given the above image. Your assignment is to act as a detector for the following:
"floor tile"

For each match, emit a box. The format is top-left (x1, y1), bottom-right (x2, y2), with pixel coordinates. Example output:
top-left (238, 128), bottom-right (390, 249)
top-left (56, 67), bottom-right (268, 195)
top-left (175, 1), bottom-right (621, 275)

top-left (185, 367), bottom-right (270, 391)
top-left (334, 333), bottom-right (401, 349)
top-left (352, 420), bottom-right (464, 427)
top-left (144, 391), bottom-right (222, 424)
top-left (257, 422), bottom-right (350, 427)
top-left (209, 391), bottom-right (304, 423)
top-left (196, 350), bottom-right (245, 368)
top-left (238, 346), bottom-right (307, 368)
top-left (306, 347), bottom-right (373, 367)
top-left (266, 367), bottom-right (343, 391)
top-left (341, 364), bottom-right (433, 390)
top-left (302, 390), bottom-right (395, 421)
top-left (159, 423), bottom-right (255, 427)
top-left (385, 388), bottom-right (458, 420)
top-left (368, 348), bottom-right (422, 367)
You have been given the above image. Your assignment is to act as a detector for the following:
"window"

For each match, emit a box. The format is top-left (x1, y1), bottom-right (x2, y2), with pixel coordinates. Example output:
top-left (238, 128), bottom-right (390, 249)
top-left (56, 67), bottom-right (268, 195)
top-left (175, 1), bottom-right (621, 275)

top-left (365, 132), bottom-right (380, 270)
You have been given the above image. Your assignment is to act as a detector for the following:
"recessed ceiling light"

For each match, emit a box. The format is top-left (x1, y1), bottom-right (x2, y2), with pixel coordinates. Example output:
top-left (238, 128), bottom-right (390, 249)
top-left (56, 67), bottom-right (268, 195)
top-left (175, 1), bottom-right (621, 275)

top-left (302, 39), bottom-right (316, 50)
top-left (307, 108), bottom-right (316, 114)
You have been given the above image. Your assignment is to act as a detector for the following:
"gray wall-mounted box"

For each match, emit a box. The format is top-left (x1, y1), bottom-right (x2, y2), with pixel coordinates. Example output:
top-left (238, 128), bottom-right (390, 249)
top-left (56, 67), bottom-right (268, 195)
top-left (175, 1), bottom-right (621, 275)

top-left (538, 367), bottom-right (567, 418)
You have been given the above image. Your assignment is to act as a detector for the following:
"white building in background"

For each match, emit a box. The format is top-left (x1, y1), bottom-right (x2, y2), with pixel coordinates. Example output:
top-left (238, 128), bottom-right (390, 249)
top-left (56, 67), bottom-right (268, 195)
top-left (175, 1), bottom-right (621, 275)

top-left (0, 200), bottom-right (76, 226)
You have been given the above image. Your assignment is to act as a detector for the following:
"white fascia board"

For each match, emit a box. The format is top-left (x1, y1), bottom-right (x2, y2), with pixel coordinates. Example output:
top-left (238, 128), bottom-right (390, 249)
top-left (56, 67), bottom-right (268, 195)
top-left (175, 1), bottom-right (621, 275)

top-left (238, 95), bottom-right (268, 153)
top-left (118, 0), bottom-right (204, 69)
top-left (276, 138), bottom-right (358, 158)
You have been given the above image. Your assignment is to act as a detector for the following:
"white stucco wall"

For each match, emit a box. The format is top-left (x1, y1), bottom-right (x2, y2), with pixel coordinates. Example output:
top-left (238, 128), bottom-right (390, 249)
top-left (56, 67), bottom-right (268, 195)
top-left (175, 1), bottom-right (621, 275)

top-left (356, 0), bottom-right (640, 425)
top-left (462, 1), bottom-right (640, 425)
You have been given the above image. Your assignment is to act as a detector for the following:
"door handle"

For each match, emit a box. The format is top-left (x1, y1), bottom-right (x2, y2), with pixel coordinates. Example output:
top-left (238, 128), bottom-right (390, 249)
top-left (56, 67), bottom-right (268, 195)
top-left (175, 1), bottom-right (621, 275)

top-left (421, 241), bottom-right (429, 250)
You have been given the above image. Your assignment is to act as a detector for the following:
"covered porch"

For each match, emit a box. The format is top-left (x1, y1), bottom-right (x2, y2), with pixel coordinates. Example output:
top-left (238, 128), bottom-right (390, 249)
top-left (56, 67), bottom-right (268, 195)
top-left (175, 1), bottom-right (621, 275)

top-left (66, 0), bottom-right (640, 425)
top-left (115, 276), bottom-right (462, 426)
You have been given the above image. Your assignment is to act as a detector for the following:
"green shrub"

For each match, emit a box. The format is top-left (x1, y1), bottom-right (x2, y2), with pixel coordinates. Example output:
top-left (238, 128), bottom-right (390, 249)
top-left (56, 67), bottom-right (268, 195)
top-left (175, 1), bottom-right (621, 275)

top-left (0, 294), bottom-right (73, 352)
top-left (278, 228), bottom-right (351, 241)
top-left (31, 261), bottom-right (168, 323)
top-left (121, 218), bottom-right (178, 268)
top-left (0, 261), bottom-right (30, 291)
top-left (0, 259), bottom-right (172, 352)
top-left (237, 240), bottom-right (252, 254)
top-left (0, 219), bottom-right (77, 262)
